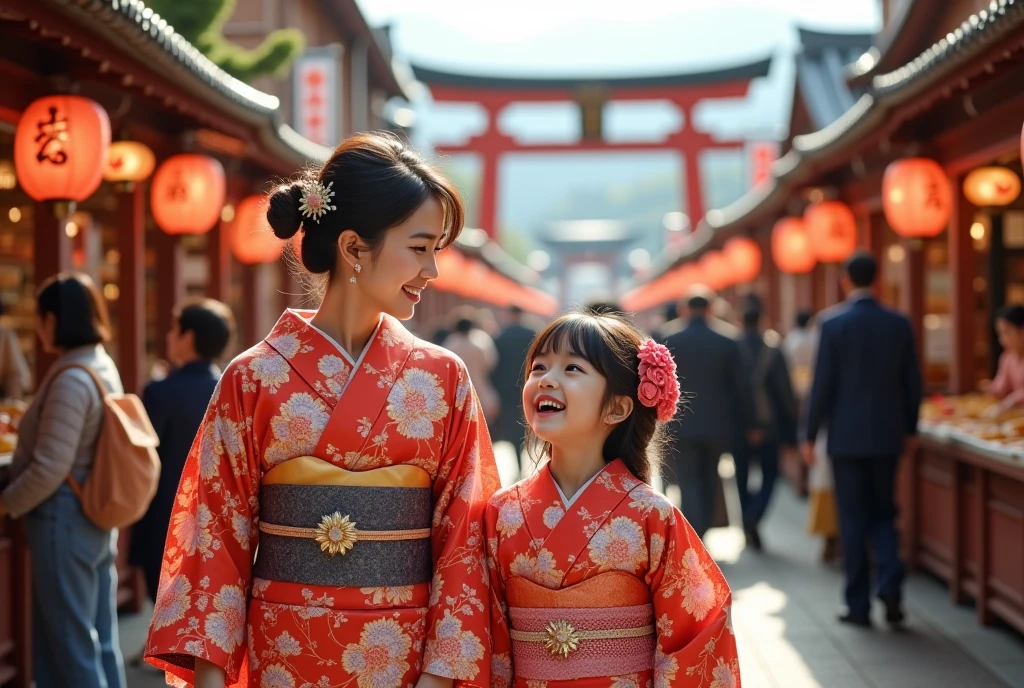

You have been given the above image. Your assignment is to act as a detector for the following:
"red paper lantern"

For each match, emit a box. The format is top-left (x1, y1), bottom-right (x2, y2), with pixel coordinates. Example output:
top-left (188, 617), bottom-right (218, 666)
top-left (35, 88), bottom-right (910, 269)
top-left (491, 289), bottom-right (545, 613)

top-left (14, 95), bottom-right (111, 202)
top-left (771, 217), bottom-right (816, 274)
top-left (103, 140), bottom-right (155, 184)
top-left (963, 167), bottom-right (1021, 207)
top-left (230, 195), bottom-right (285, 265)
top-left (699, 250), bottom-right (733, 291)
top-left (151, 154), bottom-right (225, 235)
top-left (805, 201), bottom-right (857, 263)
top-left (882, 158), bottom-right (952, 238)
top-left (724, 237), bottom-right (762, 284)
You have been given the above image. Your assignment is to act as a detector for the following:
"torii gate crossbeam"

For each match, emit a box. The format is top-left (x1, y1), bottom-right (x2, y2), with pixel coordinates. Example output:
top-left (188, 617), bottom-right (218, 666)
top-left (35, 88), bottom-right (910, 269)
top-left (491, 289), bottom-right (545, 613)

top-left (413, 59), bottom-right (772, 240)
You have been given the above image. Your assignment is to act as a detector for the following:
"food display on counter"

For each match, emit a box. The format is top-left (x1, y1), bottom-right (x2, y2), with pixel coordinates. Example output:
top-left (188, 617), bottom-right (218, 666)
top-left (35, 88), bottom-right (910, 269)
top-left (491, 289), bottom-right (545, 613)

top-left (921, 394), bottom-right (1024, 457)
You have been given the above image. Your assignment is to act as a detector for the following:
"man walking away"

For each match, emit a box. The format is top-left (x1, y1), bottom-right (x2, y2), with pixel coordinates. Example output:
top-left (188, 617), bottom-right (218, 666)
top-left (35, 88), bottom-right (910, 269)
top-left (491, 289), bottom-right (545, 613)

top-left (665, 293), bottom-right (756, 538)
top-left (804, 252), bottom-right (922, 628)
top-left (491, 306), bottom-right (537, 453)
top-left (735, 301), bottom-right (797, 551)
top-left (130, 299), bottom-right (235, 603)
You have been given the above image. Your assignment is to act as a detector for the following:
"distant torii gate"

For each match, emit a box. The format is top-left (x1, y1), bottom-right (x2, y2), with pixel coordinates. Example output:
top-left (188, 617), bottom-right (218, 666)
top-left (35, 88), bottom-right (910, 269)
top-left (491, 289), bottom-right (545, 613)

top-left (413, 59), bottom-right (772, 239)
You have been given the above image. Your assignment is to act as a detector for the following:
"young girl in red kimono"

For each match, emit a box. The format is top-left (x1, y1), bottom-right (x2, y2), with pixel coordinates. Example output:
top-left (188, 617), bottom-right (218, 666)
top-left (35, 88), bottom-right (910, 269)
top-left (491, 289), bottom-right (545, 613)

top-left (485, 311), bottom-right (740, 687)
top-left (145, 132), bottom-right (500, 688)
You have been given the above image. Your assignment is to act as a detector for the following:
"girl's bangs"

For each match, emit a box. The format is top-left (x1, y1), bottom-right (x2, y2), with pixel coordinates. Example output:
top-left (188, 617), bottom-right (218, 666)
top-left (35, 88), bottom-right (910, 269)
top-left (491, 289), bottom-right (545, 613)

top-left (530, 314), bottom-right (609, 367)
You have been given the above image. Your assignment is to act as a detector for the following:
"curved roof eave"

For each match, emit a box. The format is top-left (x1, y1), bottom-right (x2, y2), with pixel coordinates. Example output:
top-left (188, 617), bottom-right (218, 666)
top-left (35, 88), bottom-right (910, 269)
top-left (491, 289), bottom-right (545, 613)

top-left (47, 0), bottom-right (330, 166)
top-left (654, 0), bottom-right (1024, 276)
top-left (410, 57), bottom-right (773, 91)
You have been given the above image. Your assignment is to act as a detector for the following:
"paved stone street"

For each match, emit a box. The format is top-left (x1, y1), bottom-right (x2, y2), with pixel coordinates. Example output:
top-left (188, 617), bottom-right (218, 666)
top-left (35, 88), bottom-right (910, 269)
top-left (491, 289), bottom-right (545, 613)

top-left (119, 450), bottom-right (1024, 687)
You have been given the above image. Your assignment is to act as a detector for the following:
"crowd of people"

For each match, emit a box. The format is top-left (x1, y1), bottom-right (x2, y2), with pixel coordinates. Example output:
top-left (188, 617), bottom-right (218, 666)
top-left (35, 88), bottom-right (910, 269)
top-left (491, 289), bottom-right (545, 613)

top-left (0, 130), bottom-right (942, 687)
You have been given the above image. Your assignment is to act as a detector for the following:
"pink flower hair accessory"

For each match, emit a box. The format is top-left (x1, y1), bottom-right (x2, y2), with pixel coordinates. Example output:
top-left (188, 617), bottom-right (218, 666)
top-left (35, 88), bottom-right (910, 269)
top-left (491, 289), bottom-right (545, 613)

top-left (637, 339), bottom-right (681, 423)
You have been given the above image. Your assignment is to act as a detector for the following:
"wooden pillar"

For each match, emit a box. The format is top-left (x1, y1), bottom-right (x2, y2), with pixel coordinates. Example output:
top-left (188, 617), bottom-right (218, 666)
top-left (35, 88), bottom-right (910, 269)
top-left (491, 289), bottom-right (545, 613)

top-left (479, 149), bottom-right (500, 239)
top-left (683, 149), bottom-right (705, 231)
top-left (948, 177), bottom-right (977, 395)
top-left (208, 216), bottom-right (232, 303)
top-left (760, 229), bottom-right (781, 330)
top-left (242, 264), bottom-right (272, 348)
top-left (155, 231), bottom-right (185, 360)
top-left (823, 263), bottom-right (841, 307)
top-left (988, 215), bottom-right (1005, 377)
top-left (33, 201), bottom-right (71, 386)
top-left (901, 238), bottom-right (926, 367)
top-left (116, 186), bottom-right (146, 394)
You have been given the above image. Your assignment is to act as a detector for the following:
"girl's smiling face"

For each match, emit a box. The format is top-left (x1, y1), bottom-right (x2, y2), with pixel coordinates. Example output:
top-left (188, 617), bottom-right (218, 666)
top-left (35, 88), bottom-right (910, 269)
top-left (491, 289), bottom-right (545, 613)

top-left (524, 347), bottom-right (611, 448)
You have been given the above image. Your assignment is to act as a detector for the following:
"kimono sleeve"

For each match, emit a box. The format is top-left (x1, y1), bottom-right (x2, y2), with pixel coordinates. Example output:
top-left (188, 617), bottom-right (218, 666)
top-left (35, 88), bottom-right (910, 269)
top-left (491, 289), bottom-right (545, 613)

top-left (421, 359), bottom-right (502, 686)
top-left (646, 506), bottom-right (740, 687)
top-left (484, 497), bottom-right (514, 688)
top-left (144, 362), bottom-right (261, 687)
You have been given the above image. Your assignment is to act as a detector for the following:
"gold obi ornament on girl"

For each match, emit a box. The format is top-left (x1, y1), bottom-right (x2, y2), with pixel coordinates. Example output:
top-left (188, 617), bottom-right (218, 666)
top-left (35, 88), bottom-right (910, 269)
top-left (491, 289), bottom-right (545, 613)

top-left (253, 458), bottom-right (433, 587)
top-left (507, 572), bottom-right (656, 680)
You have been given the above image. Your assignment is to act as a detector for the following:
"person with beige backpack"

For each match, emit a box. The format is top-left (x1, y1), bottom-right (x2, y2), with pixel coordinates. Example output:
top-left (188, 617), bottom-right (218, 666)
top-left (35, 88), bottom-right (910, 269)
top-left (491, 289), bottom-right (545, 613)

top-left (0, 272), bottom-right (160, 688)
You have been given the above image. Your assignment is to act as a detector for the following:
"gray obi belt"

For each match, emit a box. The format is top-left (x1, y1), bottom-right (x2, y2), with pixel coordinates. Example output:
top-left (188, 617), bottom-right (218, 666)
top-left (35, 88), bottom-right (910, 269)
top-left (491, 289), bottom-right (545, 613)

top-left (253, 458), bottom-right (433, 587)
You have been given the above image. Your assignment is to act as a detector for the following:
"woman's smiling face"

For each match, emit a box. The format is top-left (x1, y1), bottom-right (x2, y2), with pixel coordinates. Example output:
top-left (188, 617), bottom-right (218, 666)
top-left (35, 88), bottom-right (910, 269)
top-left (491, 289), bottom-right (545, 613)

top-left (354, 196), bottom-right (444, 321)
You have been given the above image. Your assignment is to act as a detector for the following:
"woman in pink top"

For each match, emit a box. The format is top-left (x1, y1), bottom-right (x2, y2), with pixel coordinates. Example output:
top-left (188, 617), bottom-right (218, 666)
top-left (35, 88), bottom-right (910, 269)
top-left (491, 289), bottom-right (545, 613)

top-left (983, 305), bottom-right (1024, 413)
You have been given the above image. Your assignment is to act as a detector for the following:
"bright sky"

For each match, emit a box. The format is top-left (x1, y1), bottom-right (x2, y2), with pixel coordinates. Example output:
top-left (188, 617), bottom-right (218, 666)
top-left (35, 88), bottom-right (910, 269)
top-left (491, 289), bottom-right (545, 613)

top-left (358, 0), bottom-right (881, 74)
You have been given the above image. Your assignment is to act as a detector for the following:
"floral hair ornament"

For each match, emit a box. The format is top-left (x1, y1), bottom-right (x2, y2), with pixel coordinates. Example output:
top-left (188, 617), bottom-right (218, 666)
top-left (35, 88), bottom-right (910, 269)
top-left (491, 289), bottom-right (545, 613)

top-left (637, 339), bottom-right (681, 423)
top-left (298, 179), bottom-right (336, 222)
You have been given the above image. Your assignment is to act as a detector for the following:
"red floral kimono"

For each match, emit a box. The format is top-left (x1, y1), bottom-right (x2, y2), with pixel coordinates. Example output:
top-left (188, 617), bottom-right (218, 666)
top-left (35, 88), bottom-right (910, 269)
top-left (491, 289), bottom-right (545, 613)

top-left (145, 310), bottom-right (500, 687)
top-left (485, 459), bottom-right (739, 688)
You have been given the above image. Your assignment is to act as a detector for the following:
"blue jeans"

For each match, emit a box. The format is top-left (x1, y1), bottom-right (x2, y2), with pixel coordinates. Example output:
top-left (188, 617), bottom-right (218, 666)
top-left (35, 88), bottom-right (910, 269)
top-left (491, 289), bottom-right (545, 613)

top-left (23, 478), bottom-right (126, 688)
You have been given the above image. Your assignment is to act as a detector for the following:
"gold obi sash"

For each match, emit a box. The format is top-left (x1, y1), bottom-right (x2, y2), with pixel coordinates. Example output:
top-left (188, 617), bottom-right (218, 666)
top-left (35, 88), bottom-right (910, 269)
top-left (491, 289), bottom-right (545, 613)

top-left (507, 572), bottom-right (656, 681)
top-left (253, 458), bottom-right (433, 587)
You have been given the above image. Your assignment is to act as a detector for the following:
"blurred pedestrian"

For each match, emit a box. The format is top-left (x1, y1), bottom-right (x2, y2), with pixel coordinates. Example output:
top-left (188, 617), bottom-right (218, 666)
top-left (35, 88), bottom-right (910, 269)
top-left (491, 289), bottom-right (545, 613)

top-left (491, 305), bottom-right (536, 451)
top-left (804, 252), bottom-right (922, 628)
top-left (782, 310), bottom-right (816, 402)
top-left (129, 299), bottom-right (234, 604)
top-left (783, 310), bottom-right (840, 562)
top-left (443, 308), bottom-right (501, 423)
top-left (734, 301), bottom-right (797, 550)
top-left (0, 302), bottom-right (31, 399)
top-left (0, 272), bottom-right (126, 688)
top-left (664, 293), bottom-right (756, 538)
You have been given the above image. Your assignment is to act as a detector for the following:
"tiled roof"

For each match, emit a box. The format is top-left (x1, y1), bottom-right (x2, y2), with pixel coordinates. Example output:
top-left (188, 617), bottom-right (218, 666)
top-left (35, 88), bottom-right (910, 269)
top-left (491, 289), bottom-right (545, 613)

top-left (410, 58), bottom-right (773, 91)
top-left (48, 0), bottom-right (335, 163)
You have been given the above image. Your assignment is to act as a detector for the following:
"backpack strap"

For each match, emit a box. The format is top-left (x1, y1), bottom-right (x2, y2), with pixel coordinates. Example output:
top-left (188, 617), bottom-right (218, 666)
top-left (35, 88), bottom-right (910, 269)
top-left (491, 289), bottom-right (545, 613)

top-left (40, 362), bottom-right (109, 499)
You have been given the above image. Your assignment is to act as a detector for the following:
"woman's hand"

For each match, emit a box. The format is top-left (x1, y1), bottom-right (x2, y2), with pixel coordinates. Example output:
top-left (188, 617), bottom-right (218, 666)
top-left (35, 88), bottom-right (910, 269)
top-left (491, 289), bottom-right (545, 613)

top-left (414, 673), bottom-right (454, 688)
top-left (193, 657), bottom-right (227, 688)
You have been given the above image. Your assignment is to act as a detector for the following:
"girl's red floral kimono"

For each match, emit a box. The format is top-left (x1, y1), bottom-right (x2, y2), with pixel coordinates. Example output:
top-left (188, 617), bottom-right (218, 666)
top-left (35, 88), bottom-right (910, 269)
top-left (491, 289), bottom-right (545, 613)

top-left (145, 310), bottom-right (500, 688)
top-left (485, 459), bottom-right (739, 688)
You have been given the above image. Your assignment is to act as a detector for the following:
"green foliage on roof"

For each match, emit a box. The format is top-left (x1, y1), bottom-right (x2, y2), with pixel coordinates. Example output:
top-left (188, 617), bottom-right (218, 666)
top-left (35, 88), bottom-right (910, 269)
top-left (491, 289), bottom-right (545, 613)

top-left (147, 0), bottom-right (305, 83)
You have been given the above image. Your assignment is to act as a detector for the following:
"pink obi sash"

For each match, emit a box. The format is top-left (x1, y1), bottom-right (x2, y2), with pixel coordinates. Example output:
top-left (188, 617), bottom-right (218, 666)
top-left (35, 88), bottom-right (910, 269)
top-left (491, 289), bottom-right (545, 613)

top-left (507, 572), bottom-right (655, 681)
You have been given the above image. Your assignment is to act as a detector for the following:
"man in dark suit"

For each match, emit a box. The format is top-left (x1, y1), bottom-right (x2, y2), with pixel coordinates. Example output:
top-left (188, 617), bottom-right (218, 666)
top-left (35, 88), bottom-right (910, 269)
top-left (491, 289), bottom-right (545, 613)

top-left (665, 294), bottom-right (756, 538)
top-left (735, 300), bottom-right (798, 551)
top-left (804, 252), bottom-right (922, 628)
top-left (129, 299), bottom-right (235, 601)
top-left (491, 306), bottom-right (537, 452)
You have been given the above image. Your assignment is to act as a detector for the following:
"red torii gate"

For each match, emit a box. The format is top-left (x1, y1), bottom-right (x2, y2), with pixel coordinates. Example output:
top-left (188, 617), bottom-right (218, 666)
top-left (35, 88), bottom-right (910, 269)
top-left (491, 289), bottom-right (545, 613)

top-left (412, 58), bottom-right (772, 239)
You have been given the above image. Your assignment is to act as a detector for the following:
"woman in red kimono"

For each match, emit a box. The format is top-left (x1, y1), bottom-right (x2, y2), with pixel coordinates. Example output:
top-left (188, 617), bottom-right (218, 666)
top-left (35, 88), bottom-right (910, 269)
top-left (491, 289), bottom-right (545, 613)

top-left (145, 132), bottom-right (500, 688)
top-left (485, 311), bottom-right (740, 687)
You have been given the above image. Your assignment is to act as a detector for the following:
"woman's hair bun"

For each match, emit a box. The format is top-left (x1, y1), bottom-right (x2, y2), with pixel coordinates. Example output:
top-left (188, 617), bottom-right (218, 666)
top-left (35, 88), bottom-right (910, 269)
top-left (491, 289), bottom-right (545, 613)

top-left (267, 183), bottom-right (304, 239)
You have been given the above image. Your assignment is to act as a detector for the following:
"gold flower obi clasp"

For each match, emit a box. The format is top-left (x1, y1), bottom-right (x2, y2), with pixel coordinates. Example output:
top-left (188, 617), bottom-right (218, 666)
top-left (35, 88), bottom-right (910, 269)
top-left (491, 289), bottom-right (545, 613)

top-left (315, 512), bottom-right (358, 556)
top-left (258, 511), bottom-right (430, 557)
top-left (545, 620), bottom-right (580, 658)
